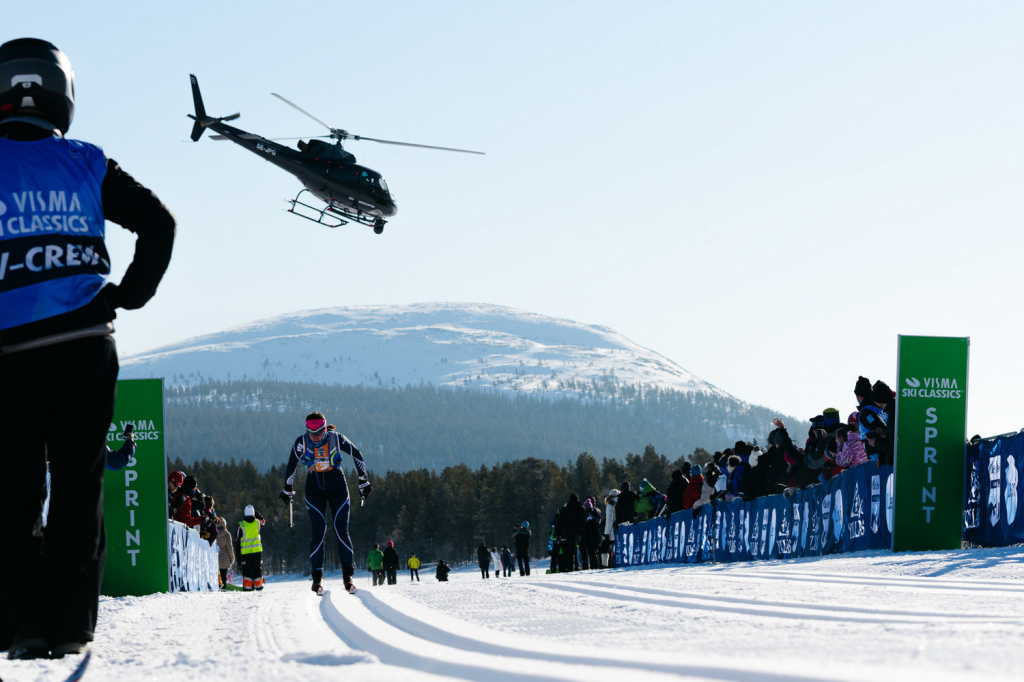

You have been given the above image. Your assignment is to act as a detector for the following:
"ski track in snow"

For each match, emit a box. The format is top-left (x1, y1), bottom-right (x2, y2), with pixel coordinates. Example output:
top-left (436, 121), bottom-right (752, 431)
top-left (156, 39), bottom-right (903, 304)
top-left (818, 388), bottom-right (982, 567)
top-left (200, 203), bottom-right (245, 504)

top-left (2, 549), bottom-right (1023, 681)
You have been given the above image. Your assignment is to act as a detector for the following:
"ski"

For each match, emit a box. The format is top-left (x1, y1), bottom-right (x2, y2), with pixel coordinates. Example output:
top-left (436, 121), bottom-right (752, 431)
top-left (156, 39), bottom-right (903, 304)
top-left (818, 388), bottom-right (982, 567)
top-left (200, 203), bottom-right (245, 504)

top-left (63, 648), bottom-right (92, 682)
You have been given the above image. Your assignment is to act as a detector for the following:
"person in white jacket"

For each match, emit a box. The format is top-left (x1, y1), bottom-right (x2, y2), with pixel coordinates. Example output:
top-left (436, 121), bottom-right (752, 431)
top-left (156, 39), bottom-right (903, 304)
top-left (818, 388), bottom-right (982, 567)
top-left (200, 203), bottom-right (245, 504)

top-left (693, 466), bottom-right (723, 510)
top-left (602, 489), bottom-right (620, 567)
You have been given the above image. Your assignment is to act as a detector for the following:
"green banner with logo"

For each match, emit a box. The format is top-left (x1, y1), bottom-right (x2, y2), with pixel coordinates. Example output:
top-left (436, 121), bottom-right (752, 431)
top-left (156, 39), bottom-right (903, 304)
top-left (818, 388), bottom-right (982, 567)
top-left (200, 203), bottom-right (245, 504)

top-left (892, 336), bottom-right (969, 552)
top-left (102, 378), bottom-right (170, 596)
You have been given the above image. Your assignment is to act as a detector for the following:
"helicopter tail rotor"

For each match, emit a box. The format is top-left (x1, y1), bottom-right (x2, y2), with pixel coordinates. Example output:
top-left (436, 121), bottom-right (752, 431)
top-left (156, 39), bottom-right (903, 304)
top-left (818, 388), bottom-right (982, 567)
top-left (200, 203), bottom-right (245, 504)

top-left (188, 74), bottom-right (241, 141)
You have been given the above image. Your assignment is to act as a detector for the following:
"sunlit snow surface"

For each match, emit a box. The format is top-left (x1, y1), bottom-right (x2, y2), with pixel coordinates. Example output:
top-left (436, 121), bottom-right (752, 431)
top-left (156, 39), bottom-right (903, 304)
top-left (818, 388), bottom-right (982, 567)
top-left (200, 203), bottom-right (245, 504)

top-left (6, 548), bottom-right (1023, 681)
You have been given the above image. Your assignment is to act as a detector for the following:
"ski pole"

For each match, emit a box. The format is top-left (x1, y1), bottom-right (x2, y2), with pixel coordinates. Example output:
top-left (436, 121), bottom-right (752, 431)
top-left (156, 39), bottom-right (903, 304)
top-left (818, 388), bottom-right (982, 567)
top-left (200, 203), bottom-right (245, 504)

top-left (289, 498), bottom-right (294, 528)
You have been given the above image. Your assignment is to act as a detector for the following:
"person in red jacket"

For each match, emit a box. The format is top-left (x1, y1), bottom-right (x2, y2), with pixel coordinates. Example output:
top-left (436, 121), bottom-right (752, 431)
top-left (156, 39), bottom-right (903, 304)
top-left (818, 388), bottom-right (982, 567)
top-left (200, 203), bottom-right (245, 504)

top-left (171, 476), bottom-right (203, 528)
top-left (682, 465), bottom-right (705, 510)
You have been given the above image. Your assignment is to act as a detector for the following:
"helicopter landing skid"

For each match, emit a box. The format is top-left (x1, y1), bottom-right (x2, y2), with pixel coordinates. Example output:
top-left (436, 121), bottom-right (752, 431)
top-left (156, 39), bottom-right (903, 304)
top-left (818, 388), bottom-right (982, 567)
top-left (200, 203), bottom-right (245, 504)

top-left (287, 190), bottom-right (386, 233)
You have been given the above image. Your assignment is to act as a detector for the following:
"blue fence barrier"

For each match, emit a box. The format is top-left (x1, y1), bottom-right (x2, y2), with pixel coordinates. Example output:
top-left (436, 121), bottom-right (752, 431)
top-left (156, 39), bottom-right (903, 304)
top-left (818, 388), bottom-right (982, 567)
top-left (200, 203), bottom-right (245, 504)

top-left (616, 464), bottom-right (894, 566)
top-left (168, 520), bottom-right (219, 592)
top-left (964, 431), bottom-right (1024, 547)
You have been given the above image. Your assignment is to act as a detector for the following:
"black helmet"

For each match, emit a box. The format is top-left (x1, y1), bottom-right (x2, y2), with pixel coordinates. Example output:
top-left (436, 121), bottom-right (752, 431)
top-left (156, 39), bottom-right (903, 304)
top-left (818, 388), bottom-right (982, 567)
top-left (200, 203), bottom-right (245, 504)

top-left (0, 38), bottom-right (74, 134)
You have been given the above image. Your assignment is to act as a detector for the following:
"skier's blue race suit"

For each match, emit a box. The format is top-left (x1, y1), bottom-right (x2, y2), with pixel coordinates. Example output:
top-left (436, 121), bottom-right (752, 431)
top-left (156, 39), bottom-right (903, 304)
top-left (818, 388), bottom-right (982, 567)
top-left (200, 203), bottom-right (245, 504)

top-left (284, 431), bottom-right (368, 571)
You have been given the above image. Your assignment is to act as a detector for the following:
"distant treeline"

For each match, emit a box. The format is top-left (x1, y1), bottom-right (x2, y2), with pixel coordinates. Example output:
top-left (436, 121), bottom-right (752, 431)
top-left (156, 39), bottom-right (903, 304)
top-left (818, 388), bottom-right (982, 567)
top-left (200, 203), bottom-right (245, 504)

top-left (172, 446), bottom-right (702, 574)
top-left (164, 379), bottom-right (799, 473)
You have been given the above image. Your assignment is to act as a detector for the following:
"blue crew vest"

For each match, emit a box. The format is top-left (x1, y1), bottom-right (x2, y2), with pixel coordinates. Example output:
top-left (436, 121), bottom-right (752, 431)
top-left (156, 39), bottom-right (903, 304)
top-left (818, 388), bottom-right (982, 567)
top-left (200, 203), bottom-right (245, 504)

top-left (0, 136), bottom-right (109, 331)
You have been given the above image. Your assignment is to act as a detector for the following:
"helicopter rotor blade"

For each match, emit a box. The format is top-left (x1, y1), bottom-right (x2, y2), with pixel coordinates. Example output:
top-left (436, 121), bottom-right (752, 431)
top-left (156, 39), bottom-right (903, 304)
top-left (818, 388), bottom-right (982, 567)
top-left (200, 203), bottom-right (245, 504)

top-left (270, 93), bottom-right (336, 133)
top-left (352, 135), bottom-right (485, 155)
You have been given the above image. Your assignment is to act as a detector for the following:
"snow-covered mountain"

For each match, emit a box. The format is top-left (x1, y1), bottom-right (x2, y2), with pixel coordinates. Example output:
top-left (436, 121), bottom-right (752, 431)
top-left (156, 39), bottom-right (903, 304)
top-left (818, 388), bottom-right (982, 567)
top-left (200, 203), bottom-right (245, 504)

top-left (120, 302), bottom-right (733, 402)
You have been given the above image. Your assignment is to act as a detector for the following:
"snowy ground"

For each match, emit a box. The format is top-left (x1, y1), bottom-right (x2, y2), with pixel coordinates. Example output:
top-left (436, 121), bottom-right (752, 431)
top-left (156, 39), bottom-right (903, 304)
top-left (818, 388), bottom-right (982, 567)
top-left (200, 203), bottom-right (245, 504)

top-left (3, 548), bottom-right (1023, 682)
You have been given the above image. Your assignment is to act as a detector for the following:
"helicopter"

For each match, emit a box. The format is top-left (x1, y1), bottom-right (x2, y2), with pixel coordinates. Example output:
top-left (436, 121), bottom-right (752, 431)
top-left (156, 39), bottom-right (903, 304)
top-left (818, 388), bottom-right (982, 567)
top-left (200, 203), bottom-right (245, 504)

top-left (187, 74), bottom-right (483, 233)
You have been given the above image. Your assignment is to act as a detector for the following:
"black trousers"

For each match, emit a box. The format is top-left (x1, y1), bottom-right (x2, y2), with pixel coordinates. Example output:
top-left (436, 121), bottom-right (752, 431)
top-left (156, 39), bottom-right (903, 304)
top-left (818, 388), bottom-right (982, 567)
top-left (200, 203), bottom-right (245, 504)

top-left (409, 568), bottom-right (419, 581)
top-left (385, 568), bottom-right (397, 585)
top-left (305, 469), bottom-right (352, 571)
top-left (240, 552), bottom-right (264, 590)
top-left (558, 540), bottom-right (578, 573)
top-left (516, 549), bottom-right (531, 575)
top-left (0, 336), bottom-right (118, 648)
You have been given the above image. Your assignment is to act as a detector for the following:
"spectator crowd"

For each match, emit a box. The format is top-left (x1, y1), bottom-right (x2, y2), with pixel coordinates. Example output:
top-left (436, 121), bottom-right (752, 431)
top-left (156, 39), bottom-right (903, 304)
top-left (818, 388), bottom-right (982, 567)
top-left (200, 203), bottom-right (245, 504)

top-left (168, 468), bottom-right (236, 588)
top-left (546, 376), bottom-right (896, 572)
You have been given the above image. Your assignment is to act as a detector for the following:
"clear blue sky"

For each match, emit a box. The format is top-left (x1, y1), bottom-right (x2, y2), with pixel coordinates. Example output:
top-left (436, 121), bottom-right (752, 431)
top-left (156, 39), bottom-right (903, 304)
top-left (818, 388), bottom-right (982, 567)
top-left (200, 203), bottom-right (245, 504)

top-left (9, 2), bottom-right (1024, 437)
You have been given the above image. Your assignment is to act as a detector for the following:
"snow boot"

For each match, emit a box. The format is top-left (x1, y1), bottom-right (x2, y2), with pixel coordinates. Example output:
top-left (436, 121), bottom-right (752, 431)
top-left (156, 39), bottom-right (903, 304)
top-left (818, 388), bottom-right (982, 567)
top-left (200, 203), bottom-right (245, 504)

top-left (343, 566), bottom-right (357, 594)
top-left (312, 569), bottom-right (324, 596)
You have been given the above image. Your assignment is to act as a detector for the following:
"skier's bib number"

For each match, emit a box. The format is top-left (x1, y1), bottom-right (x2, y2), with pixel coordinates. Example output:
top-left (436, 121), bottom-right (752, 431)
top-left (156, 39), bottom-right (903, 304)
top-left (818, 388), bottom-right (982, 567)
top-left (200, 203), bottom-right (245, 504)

top-left (310, 444), bottom-right (332, 472)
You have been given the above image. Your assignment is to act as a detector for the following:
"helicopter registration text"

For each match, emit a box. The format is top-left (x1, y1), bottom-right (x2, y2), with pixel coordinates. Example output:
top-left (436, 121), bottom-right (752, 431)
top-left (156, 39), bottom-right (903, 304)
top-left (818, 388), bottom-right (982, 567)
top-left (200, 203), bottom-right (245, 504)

top-left (256, 143), bottom-right (276, 156)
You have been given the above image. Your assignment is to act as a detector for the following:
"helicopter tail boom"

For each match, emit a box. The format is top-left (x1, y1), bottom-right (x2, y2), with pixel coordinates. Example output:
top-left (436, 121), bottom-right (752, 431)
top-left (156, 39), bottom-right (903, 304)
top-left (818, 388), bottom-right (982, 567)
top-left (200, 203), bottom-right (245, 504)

top-left (188, 74), bottom-right (208, 141)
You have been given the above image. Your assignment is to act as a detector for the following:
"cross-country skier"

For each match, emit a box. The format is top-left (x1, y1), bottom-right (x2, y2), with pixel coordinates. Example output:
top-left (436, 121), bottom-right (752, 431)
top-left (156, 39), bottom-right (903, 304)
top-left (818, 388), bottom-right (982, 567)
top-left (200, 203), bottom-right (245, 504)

top-left (0, 38), bottom-right (175, 660)
top-left (279, 411), bottom-right (371, 595)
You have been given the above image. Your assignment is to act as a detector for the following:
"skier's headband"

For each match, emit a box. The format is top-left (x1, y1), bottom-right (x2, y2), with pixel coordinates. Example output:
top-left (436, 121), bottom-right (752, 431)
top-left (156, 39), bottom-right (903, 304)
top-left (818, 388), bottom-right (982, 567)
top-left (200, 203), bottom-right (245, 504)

top-left (306, 418), bottom-right (327, 439)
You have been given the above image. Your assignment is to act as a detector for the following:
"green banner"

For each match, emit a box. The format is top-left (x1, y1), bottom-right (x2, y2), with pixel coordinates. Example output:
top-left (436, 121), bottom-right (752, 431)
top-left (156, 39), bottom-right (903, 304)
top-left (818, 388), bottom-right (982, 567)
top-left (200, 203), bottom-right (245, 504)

top-left (892, 336), bottom-right (969, 552)
top-left (102, 378), bottom-right (170, 596)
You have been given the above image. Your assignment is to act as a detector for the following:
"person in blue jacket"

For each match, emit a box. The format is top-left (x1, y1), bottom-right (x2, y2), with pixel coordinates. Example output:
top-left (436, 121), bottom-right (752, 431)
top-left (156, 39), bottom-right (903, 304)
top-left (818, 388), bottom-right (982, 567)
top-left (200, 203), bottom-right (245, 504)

top-left (279, 411), bottom-right (371, 595)
top-left (0, 39), bottom-right (175, 661)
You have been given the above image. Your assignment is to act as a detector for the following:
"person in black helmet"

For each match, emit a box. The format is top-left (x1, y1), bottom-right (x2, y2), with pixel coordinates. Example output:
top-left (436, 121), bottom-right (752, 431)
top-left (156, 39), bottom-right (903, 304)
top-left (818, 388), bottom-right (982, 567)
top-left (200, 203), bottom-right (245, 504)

top-left (0, 38), bottom-right (175, 661)
top-left (279, 410), bottom-right (371, 595)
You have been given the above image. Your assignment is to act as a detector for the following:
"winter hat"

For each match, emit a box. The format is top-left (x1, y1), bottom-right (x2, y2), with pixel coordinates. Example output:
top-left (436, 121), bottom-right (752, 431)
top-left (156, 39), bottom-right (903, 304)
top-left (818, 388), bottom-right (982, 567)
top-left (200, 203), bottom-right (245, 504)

top-left (244, 504), bottom-right (254, 517)
top-left (168, 471), bottom-right (185, 487)
top-left (749, 447), bottom-right (762, 468)
top-left (182, 475), bottom-right (197, 491)
top-left (386, 540), bottom-right (394, 548)
top-left (872, 380), bottom-right (893, 405)
top-left (583, 498), bottom-right (594, 510)
top-left (680, 462), bottom-right (691, 475)
top-left (569, 492), bottom-right (580, 503)
top-left (822, 408), bottom-right (840, 428)
top-left (690, 464), bottom-right (702, 476)
top-left (855, 376), bottom-right (872, 398)
top-left (606, 488), bottom-right (621, 500)
top-left (848, 411), bottom-right (859, 427)
top-left (620, 481), bottom-right (631, 492)
top-left (522, 521), bottom-right (530, 529)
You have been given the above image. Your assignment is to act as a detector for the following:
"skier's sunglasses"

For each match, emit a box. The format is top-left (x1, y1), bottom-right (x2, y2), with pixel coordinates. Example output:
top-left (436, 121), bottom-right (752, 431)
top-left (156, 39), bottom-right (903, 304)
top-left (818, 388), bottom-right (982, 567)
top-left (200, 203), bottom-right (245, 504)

top-left (306, 418), bottom-right (327, 441)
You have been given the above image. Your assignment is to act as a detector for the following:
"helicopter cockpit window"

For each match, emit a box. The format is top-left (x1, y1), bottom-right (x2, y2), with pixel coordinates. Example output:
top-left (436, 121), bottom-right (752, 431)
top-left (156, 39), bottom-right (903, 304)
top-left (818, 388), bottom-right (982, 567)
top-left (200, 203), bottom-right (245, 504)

top-left (378, 177), bottom-right (388, 192)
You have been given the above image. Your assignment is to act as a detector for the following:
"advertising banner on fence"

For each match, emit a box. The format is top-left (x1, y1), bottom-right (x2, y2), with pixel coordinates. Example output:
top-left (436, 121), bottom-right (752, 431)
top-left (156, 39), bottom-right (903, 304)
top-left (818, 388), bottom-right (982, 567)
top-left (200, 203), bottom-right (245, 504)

top-left (169, 520), bottom-right (219, 592)
top-left (102, 378), bottom-right (170, 596)
top-left (963, 432), bottom-right (1024, 547)
top-left (893, 336), bottom-right (969, 552)
top-left (615, 464), bottom-right (894, 568)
